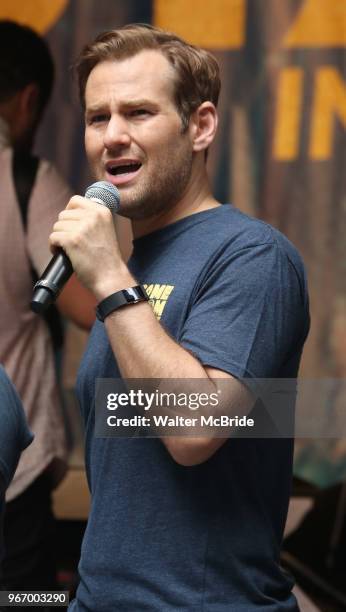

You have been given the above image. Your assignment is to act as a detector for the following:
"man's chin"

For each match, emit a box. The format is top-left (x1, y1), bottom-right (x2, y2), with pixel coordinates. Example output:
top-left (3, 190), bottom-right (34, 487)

top-left (111, 194), bottom-right (145, 220)
top-left (116, 205), bottom-right (151, 221)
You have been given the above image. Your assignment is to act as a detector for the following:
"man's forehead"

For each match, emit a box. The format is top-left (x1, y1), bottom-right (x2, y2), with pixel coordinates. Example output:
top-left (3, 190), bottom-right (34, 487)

top-left (85, 50), bottom-right (175, 104)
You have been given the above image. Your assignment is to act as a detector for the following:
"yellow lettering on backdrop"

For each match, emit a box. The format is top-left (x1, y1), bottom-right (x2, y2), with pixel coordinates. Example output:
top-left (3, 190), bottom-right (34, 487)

top-left (0, 0), bottom-right (68, 34)
top-left (284, 0), bottom-right (346, 48)
top-left (154, 0), bottom-right (246, 48)
top-left (273, 68), bottom-right (304, 160)
top-left (310, 68), bottom-right (346, 160)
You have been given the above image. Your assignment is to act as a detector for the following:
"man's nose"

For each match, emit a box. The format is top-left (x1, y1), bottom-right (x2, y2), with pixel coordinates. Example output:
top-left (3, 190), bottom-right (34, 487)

top-left (104, 115), bottom-right (131, 149)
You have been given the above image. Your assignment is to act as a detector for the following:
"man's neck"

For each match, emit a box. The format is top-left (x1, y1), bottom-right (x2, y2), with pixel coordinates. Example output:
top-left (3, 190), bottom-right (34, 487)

top-left (132, 171), bottom-right (220, 239)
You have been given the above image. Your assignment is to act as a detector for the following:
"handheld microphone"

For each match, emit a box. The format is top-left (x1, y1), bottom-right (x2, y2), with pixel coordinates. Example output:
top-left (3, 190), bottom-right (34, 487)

top-left (31, 181), bottom-right (120, 314)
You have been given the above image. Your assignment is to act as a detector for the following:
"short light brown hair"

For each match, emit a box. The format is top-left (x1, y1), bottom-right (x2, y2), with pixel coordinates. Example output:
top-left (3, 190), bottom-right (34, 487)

top-left (76, 23), bottom-right (221, 131)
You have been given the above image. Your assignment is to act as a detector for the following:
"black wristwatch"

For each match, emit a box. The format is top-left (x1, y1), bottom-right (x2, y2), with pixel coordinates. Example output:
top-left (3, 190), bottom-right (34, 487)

top-left (95, 285), bottom-right (148, 322)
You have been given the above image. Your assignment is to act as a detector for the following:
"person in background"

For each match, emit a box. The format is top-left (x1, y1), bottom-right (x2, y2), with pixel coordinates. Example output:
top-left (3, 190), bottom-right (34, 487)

top-left (0, 365), bottom-right (33, 587)
top-left (0, 20), bottom-right (96, 589)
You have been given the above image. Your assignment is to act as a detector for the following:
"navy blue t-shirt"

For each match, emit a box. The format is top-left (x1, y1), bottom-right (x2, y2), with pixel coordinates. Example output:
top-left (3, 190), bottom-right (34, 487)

top-left (71, 206), bottom-right (309, 611)
top-left (0, 365), bottom-right (33, 579)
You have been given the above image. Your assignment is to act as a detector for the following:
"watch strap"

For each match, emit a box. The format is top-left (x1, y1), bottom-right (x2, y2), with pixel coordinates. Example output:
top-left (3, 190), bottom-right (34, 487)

top-left (96, 285), bottom-right (148, 322)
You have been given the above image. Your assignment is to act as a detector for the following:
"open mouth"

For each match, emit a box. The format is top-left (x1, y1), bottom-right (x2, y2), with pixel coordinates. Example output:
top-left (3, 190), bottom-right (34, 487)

top-left (107, 162), bottom-right (142, 176)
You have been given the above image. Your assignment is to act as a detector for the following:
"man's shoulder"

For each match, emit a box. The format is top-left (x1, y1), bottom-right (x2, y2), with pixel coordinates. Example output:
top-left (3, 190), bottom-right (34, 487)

top-left (35, 157), bottom-right (71, 193)
top-left (216, 204), bottom-right (273, 243)
top-left (28, 157), bottom-right (72, 217)
top-left (202, 205), bottom-right (304, 262)
top-left (192, 206), bottom-right (308, 303)
top-left (0, 147), bottom-right (71, 202)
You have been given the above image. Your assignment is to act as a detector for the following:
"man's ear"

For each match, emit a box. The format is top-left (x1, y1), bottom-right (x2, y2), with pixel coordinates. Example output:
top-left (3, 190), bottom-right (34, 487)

top-left (10, 83), bottom-right (40, 149)
top-left (19, 83), bottom-right (40, 121)
top-left (189, 102), bottom-right (218, 153)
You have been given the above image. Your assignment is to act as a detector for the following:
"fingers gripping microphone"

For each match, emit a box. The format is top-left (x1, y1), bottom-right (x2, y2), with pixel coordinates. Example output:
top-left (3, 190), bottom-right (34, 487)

top-left (31, 181), bottom-right (120, 314)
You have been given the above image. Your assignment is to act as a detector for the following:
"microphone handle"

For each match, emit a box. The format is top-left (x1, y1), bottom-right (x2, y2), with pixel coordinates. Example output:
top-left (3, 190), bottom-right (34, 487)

top-left (31, 250), bottom-right (73, 314)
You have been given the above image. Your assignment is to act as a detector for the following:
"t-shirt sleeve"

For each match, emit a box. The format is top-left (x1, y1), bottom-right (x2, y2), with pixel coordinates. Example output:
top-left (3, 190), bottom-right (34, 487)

top-left (180, 240), bottom-right (307, 381)
top-left (0, 366), bottom-right (34, 488)
top-left (26, 160), bottom-right (73, 275)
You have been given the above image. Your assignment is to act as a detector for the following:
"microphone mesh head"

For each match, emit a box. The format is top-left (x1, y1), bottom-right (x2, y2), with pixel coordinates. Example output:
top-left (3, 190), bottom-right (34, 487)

top-left (85, 181), bottom-right (120, 211)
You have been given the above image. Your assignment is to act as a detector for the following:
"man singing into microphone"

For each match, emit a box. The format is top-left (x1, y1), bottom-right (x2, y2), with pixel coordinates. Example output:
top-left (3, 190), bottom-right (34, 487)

top-left (50, 24), bottom-right (309, 611)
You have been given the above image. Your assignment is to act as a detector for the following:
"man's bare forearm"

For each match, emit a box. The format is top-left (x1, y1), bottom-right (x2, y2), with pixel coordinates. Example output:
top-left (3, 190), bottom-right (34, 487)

top-left (104, 300), bottom-right (207, 380)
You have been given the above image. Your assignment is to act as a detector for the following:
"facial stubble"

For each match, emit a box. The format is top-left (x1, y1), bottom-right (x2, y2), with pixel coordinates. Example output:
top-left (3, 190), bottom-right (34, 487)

top-left (106, 140), bottom-right (194, 221)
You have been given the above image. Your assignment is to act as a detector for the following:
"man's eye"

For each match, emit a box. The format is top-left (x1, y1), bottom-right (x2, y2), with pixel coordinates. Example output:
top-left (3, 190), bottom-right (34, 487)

top-left (89, 114), bottom-right (108, 124)
top-left (130, 109), bottom-right (151, 117)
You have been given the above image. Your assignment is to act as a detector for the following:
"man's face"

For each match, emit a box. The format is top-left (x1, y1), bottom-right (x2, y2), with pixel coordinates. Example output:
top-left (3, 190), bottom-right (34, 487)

top-left (84, 50), bottom-right (194, 220)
